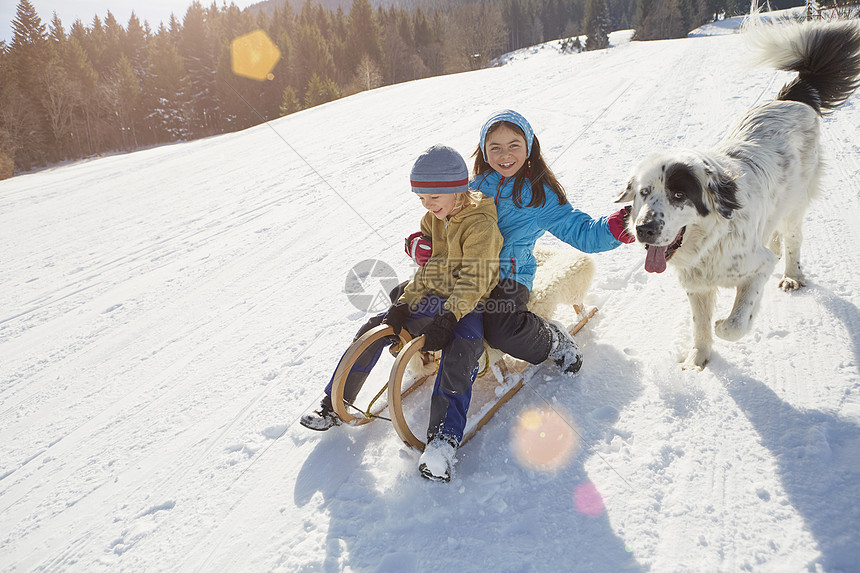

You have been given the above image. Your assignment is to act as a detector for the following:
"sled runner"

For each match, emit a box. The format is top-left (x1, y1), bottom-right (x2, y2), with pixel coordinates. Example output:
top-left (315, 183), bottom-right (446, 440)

top-left (329, 248), bottom-right (597, 451)
top-left (328, 323), bottom-right (432, 425)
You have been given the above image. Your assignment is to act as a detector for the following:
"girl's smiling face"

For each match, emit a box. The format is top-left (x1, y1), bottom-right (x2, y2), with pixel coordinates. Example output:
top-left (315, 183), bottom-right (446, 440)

top-left (485, 124), bottom-right (528, 178)
top-left (417, 193), bottom-right (459, 220)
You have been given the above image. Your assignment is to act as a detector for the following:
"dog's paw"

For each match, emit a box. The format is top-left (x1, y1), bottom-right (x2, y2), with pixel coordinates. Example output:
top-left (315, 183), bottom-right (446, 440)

top-left (778, 276), bottom-right (805, 292)
top-left (681, 348), bottom-right (709, 371)
top-left (714, 317), bottom-right (746, 342)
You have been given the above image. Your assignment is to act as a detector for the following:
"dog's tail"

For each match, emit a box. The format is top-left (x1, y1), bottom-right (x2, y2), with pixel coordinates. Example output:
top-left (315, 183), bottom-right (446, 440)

top-left (747, 18), bottom-right (860, 115)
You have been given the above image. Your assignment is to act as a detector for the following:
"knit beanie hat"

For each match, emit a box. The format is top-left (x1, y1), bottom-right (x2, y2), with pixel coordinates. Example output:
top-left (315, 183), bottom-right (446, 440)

top-left (479, 109), bottom-right (535, 160)
top-left (410, 145), bottom-right (469, 194)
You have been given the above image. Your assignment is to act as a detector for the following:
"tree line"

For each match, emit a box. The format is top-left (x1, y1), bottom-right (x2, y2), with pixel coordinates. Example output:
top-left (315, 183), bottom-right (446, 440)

top-left (0, 0), bottom-right (776, 178)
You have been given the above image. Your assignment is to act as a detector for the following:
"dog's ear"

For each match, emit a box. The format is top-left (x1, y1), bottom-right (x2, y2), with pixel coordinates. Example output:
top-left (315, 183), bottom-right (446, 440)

top-left (705, 164), bottom-right (740, 219)
top-left (615, 179), bottom-right (635, 204)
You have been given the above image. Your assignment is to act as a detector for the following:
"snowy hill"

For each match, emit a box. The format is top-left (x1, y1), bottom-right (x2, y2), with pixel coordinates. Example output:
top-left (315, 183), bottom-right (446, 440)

top-left (2, 15), bottom-right (859, 572)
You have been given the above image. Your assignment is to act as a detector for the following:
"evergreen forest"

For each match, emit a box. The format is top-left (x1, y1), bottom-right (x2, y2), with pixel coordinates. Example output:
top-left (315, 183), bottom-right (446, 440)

top-left (0, 0), bottom-right (811, 177)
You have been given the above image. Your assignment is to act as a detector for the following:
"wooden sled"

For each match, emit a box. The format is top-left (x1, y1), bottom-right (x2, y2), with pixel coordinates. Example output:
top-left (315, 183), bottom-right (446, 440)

top-left (329, 324), bottom-right (433, 425)
top-left (330, 247), bottom-right (597, 452)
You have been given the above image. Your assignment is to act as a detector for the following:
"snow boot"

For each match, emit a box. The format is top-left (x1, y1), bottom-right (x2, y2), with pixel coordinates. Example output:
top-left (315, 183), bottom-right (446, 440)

top-left (300, 398), bottom-right (342, 431)
top-left (419, 434), bottom-right (458, 482)
top-left (546, 321), bottom-right (583, 375)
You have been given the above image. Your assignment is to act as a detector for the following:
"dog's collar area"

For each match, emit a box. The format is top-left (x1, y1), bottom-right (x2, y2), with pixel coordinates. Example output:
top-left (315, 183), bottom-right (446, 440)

top-left (666, 227), bottom-right (685, 259)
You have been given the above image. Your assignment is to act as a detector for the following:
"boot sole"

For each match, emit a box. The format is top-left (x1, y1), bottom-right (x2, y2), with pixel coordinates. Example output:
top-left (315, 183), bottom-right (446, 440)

top-left (419, 463), bottom-right (450, 482)
top-left (299, 417), bottom-right (340, 431)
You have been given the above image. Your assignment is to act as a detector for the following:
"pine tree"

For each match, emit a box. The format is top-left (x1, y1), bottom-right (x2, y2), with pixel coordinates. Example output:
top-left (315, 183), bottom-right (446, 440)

top-left (126, 12), bottom-right (148, 76)
top-left (380, 9), bottom-right (413, 84)
top-left (10, 0), bottom-right (48, 90)
top-left (504, 0), bottom-right (526, 51)
top-left (303, 73), bottom-right (340, 107)
top-left (0, 40), bottom-right (18, 177)
top-left (329, 7), bottom-right (351, 86)
top-left (41, 15), bottom-right (78, 160)
top-left (48, 12), bottom-right (65, 44)
top-left (146, 23), bottom-right (191, 141)
top-left (634, 0), bottom-right (695, 40)
top-left (181, 1), bottom-right (219, 135)
top-left (293, 22), bottom-right (335, 95)
top-left (280, 85), bottom-right (301, 115)
top-left (63, 36), bottom-right (99, 155)
top-left (347, 0), bottom-right (382, 74)
top-left (411, 8), bottom-right (444, 76)
top-left (585, 0), bottom-right (610, 50)
top-left (168, 14), bottom-right (182, 44)
top-left (101, 55), bottom-right (140, 150)
top-left (9, 0), bottom-right (50, 167)
top-left (85, 15), bottom-right (107, 74)
top-left (274, 28), bottom-right (294, 97)
top-left (271, 4), bottom-right (295, 39)
top-left (124, 12), bottom-right (151, 145)
top-left (304, 73), bottom-right (326, 107)
top-left (42, 53), bottom-right (76, 159)
top-left (102, 11), bottom-right (126, 73)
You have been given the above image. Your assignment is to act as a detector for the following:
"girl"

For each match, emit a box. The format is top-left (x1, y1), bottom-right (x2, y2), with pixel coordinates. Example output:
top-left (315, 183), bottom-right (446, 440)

top-left (301, 144), bottom-right (503, 482)
top-left (472, 109), bottom-right (633, 374)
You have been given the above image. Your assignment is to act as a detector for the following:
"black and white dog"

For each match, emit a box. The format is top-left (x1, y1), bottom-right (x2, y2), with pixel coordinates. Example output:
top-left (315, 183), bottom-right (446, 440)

top-left (616, 18), bottom-right (860, 369)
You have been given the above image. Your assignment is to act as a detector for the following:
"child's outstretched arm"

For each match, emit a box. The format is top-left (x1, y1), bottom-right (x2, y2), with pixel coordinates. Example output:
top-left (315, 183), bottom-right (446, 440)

top-left (541, 200), bottom-right (632, 253)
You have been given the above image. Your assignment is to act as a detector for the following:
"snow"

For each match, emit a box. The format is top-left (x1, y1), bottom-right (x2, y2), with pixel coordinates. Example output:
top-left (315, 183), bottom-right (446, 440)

top-left (2, 14), bottom-right (860, 572)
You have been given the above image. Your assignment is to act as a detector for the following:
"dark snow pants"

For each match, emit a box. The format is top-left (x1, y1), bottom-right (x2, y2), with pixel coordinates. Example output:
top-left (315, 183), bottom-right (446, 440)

top-left (482, 278), bottom-right (553, 365)
top-left (324, 293), bottom-right (483, 443)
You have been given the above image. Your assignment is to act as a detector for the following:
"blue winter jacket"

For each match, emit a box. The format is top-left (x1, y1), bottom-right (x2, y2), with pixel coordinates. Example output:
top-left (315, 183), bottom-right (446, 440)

top-left (474, 171), bottom-right (621, 291)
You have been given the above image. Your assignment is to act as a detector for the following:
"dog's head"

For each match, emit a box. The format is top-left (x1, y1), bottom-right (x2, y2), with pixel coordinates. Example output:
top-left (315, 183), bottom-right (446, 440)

top-left (615, 151), bottom-right (741, 273)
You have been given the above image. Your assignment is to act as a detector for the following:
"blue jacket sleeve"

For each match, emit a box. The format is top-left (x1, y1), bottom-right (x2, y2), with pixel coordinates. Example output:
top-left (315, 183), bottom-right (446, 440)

top-left (540, 200), bottom-right (622, 253)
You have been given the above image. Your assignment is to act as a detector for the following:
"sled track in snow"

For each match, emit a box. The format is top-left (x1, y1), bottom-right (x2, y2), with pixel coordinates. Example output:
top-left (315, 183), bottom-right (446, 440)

top-left (0, 175), bottom-right (340, 439)
top-left (1, 274), bottom-right (342, 570)
top-left (0, 189), bottom-right (299, 332)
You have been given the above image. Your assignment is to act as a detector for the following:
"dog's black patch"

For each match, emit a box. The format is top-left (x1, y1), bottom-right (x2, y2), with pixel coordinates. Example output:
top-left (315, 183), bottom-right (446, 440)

top-left (706, 165), bottom-right (741, 219)
top-left (665, 163), bottom-right (709, 216)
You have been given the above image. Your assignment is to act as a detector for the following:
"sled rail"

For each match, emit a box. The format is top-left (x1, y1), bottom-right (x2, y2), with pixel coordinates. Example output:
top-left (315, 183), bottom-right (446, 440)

top-left (387, 336), bottom-right (429, 450)
top-left (330, 325), bottom-right (412, 425)
top-left (387, 306), bottom-right (598, 452)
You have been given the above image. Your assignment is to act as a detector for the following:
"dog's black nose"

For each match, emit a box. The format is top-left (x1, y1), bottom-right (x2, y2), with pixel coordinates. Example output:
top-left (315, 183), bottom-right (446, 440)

top-left (636, 219), bottom-right (663, 243)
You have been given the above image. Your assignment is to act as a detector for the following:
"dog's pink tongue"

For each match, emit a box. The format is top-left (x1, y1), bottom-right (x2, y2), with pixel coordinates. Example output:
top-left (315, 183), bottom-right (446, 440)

top-left (645, 245), bottom-right (668, 273)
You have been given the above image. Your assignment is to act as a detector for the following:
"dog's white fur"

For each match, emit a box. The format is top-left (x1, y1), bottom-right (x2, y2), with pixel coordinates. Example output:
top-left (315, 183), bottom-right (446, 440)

top-left (617, 18), bottom-right (860, 369)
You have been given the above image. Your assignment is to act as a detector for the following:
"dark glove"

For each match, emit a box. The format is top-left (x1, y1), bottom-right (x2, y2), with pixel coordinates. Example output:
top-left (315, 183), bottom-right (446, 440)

top-left (420, 310), bottom-right (457, 352)
top-left (382, 302), bottom-right (411, 335)
top-left (607, 206), bottom-right (635, 244)
top-left (405, 232), bottom-right (432, 266)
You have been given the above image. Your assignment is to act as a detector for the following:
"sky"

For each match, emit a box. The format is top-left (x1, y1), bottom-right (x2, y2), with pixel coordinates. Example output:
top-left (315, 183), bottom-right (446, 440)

top-left (1, 0), bottom-right (257, 43)
top-left (1, 12), bottom-right (859, 572)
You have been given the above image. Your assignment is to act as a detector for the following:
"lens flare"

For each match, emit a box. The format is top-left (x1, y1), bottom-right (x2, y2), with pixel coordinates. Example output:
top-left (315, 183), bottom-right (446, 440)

top-left (510, 406), bottom-right (580, 472)
top-left (573, 481), bottom-right (605, 517)
top-left (230, 30), bottom-right (281, 81)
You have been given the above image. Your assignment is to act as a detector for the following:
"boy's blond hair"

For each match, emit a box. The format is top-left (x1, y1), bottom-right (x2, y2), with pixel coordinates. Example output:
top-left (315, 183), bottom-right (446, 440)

top-left (453, 190), bottom-right (483, 212)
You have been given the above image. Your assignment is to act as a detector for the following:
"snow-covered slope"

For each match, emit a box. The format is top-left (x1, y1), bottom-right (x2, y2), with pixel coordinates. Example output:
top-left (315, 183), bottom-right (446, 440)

top-left (2, 16), bottom-right (859, 572)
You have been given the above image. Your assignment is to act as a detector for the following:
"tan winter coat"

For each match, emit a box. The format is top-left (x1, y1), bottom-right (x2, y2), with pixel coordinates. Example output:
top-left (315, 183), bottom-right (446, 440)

top-left (399, 195), bottom-right (503, 321)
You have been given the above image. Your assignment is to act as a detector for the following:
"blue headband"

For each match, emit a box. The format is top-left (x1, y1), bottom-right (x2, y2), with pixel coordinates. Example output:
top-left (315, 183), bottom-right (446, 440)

top-left (479, 109), bottom-right (534, 160)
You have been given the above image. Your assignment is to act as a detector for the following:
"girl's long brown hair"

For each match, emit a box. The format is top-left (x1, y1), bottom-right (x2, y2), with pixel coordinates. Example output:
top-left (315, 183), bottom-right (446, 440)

top-left (472, 121), bottom-right (568, 208)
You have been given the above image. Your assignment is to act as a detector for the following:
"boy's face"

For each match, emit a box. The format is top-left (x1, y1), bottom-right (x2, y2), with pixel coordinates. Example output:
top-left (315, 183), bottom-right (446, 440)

top-left (485, 124), bottom-right (528, 178)
top-left (416, 193), bottom-right (458, 220)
